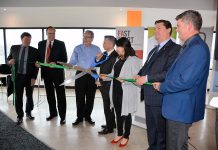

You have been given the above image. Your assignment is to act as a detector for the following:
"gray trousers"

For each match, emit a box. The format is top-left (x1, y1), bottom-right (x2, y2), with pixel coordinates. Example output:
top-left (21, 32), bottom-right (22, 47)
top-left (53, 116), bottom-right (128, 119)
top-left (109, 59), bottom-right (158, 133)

top-left (166, 120), bottom-right (191, 150)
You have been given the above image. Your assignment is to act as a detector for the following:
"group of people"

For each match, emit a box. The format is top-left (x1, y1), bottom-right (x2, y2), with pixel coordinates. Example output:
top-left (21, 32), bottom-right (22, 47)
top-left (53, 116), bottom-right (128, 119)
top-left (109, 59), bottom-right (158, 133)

top-left (7, 10), bottom-right (210, 150)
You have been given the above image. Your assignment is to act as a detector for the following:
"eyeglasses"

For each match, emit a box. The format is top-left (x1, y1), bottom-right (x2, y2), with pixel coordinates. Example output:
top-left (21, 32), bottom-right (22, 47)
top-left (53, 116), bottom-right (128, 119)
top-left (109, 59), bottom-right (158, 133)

top-left (83, 36), bottom-right (92, 39)
top-left (47, 33), bottom-right (55, 35)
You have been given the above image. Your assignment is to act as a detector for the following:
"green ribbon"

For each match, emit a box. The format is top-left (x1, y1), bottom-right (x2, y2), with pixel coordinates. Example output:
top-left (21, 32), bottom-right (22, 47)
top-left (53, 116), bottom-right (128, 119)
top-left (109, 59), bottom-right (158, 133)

top-left (37, 62), bottom-right (70, 69)
top-left (11, 65), bottom-right (16, 105)
top-left (106, 75), bottom-right (153, 85)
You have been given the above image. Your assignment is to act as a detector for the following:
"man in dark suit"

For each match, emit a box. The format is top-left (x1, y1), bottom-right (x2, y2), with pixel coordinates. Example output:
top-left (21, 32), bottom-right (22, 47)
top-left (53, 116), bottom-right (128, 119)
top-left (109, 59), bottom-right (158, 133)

top-left (37, 26), bottom-right (67, 125)
top-left (95, 35), bottom-right (117, 134)
top-left (153, 10), bottom-right (210, 150)
top-left (7, 32), bottom-right (39, 125)
top-left (136, 20), bottom-right (181, 150)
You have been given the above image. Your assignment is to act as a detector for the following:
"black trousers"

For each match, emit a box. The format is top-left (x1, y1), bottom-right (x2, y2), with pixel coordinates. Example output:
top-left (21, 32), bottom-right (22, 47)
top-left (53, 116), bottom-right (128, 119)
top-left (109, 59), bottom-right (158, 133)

top-left (145, 105), bottom-right (166, 150)
top-left (99, 81), bottom-right (115, 130)
top-left (43, 69), bottom-right (66, 120)
top-left (75, 72), bottom-right (97, 120)
top-left (113, 83), bottom-right (132, 139)
top-left (15, 74), bottom-right (34, 118)
top-left (166, 120), bottom-right (191, 150)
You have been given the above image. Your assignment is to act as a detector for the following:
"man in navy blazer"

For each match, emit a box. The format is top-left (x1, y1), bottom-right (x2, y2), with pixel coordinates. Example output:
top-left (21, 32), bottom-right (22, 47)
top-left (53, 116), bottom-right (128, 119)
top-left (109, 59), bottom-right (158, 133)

top-left (136, 20), bottom-right (181, 150)
top-left (153, 10), bottom-right (210, 150)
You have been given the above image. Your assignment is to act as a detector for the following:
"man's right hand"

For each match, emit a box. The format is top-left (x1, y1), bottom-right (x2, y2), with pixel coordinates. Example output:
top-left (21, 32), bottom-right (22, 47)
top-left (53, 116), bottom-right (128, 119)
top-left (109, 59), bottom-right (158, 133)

top-left (96, 52), bottom-right (103, 61)
top-left (8, 59), bottom-right (15, 65)
top-left (35, 63), bottom-right (40, 68)
top-left (133, 75), bottom-right (140, 80)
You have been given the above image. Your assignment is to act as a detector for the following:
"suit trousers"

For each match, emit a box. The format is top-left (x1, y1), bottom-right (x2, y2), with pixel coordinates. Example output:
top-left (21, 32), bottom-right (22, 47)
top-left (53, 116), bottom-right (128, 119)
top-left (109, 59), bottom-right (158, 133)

top-left (75, 72), bottom-right (97, 120)
top-left (15, 74), bottom-right (34, 118)
top-left (166, 120), bottom-right (191, 150)
top-left (99, 81), bottom-right (116, 130)
top-left (145, 105), bottom-right (166, 150)
top-left (43, 69), bottom-right (66, 120)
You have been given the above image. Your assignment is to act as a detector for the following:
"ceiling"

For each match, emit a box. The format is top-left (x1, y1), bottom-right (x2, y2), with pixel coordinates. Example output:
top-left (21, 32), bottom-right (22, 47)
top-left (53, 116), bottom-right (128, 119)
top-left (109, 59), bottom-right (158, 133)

top-left (0, 0), bottom-right (217, 10)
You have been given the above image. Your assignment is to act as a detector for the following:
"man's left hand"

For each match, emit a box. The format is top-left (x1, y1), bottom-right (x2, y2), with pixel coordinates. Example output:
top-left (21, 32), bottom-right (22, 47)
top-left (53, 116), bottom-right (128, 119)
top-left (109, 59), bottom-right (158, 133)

top-left (31, 79), bottom-right (36, 86)
top-left (136, 76), bottom-right (147, 85)
top-left (153, 82), bottom-right (161, 91)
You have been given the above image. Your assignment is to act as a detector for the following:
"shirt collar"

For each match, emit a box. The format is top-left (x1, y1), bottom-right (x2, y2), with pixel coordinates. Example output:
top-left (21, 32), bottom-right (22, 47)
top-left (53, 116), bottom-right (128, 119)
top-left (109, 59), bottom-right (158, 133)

top-left (158, 39), bottom-right (170, 50)
top-left (106, 49), bottom-right (114, 55)
top-left (47, 40), bottom-right (54, 46)
top-left (183, 34), bottom-right (198, 47)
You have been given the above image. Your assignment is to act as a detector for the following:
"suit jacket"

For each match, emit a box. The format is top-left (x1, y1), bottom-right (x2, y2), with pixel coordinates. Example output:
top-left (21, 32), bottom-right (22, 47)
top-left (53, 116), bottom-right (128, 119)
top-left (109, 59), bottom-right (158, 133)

top-left (138, 39), bottom-right (181, 106)
top-left (160, 35), bottom-right (210, 124)
top-left (38, 39), bottom-right (67, 79)
top-left (98, 50), bottom-right (118, 85)
top-left (7, 45), bottom-right (39, 79)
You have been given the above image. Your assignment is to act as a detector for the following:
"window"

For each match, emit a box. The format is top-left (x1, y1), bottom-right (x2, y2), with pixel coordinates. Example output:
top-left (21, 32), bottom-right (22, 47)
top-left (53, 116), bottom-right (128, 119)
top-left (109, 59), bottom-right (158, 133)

top-left (85, 29), bottom-right (116, 51)
top-left (44, 29), bottom-right (83, 61)
top-left (6, 29), bottom-right (42, 56)
top-left (0, 29), bottom-right (5, 64)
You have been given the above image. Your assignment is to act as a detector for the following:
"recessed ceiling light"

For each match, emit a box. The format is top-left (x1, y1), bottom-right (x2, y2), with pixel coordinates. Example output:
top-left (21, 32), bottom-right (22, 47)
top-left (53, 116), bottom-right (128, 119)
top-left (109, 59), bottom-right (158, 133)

top-left (3, 8), bottom-right (7, 11)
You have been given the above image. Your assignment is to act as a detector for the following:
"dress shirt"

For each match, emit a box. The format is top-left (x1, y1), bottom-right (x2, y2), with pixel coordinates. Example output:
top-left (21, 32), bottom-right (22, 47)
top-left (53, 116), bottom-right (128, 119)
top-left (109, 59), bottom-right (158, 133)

top-left (69, 44), bottom-right (101, 69)
top-left (44, 40), bottom-right (54, 63)
top-left (18, 46), bottom-right (29, 74)
top-left (158, 39), bottom-right (170, 51)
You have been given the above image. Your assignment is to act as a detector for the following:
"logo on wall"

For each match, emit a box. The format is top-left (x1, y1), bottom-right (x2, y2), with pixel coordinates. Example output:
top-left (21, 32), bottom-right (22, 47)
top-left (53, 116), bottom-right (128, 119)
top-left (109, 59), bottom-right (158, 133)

top-left (116, 27), bottom-right (144, 59)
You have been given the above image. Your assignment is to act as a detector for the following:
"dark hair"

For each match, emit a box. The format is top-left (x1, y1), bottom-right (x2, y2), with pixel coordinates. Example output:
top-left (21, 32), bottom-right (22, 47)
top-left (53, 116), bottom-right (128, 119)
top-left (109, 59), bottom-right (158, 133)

top-left (155, 19), bottom-right (172, 35)
top-left (176, 10), bottom-right (202, 31)
top-left (85, 30), bottom-right (94, 39)
top-left (104, 35), bottom-right (116, 46)
top-left (20, 32), bottom-right (31, 39)
top-left (46, 26), bottom-right (56, 32)
top-left (116, 37), bottom-right (136, 59)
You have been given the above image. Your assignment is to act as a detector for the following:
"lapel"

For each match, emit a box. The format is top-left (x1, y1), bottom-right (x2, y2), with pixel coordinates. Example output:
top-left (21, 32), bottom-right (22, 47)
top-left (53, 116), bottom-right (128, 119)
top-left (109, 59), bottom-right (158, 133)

top-left (148, 39), bottom-right (172, 65)
top-left (166, 40), bottom-right (190, 76)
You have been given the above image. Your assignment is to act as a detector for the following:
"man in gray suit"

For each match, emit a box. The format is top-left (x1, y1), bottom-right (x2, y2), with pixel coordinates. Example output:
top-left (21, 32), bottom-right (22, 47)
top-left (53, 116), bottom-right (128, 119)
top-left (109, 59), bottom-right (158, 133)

top-left (136, 20), bottom-right (181, 150)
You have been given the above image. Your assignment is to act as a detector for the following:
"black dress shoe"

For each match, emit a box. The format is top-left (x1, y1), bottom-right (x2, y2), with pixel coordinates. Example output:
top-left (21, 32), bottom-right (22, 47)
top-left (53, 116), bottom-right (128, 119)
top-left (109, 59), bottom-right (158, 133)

top-left (26, 113), bottom-right (35, 120)
top-left (101, 125), bottom-right (107, 129)
top-left (46, 115), bottom-right (57, 121)
top-left (72, 119), bottom-right (83, 126)
top-left (17, 118), bottom-right (23, 125)
top-left (98, 128), bottom-right (113, 135)
top-left (60, 119), bottom-right (66, 125)
top-left (85, 118), bottom-right (95, 125)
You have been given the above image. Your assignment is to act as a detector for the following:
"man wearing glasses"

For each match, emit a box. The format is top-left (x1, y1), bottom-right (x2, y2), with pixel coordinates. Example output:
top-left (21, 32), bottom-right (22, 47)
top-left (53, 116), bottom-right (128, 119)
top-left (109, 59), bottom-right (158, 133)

top-left (69, 30), bottom-right (101, 126)
top-left (37, 26), bottom-right (68, 125)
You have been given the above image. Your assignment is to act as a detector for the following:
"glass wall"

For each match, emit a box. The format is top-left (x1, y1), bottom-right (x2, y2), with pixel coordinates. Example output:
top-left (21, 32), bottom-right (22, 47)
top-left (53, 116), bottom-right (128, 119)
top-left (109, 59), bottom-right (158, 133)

top-left (0, 27), bottom-right (216, 69)
top-left (0, 29), bottom-right (5, 64)
top-left (43, 29), bottom-right (83, 61)
top-left (6, 29), bottom-right (42, 56)
top-left (85, 29), bottom-right (116, 51)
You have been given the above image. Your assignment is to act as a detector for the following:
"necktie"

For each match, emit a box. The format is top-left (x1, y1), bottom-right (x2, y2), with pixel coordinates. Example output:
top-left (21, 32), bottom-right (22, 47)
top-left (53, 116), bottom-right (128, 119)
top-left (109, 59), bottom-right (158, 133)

top-left (46, 41), bottom-right (51, 63)
top-left (147, 45), bottom-right (159, 63)
top-left (18, 47), bottom-right (26, 74)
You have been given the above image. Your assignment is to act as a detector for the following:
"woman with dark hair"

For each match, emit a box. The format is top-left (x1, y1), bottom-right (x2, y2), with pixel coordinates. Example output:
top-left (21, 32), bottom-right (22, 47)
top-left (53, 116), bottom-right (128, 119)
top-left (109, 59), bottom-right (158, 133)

top-left (105, 37), bottom-right (141, 147)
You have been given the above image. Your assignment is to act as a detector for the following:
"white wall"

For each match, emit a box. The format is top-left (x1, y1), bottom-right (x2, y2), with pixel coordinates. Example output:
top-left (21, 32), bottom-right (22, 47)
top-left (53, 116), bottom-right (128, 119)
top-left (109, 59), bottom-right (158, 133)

top-left (0, 7), bottom-right (216, 28)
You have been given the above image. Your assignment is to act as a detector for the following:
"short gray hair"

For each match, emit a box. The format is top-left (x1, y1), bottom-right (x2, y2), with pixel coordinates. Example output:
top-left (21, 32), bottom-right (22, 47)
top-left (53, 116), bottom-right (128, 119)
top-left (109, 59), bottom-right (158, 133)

top-left (85, 30), bottom-right (94, 39)
top-left (104, 35), bottom-right (116, 46)
top-left (176, 10), bottom-right (202, 31)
